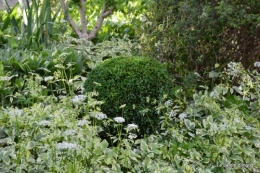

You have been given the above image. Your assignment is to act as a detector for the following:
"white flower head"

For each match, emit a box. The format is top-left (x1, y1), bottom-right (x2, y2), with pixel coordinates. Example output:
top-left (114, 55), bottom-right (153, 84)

top-left (128, 133), bottom-right (137, 139)
top-left (220, 124), bottom-right (227, 130)
top-left (71, 95), bottom-right (86, 104)
top-left (167, 110), bottom-right (177, 117)
top-left (113, 117), bottom-right (125, 123)
top-left (77, 119), bottom-right (87, 126)
top-left (254, 62), bottom-right (260, 68)
top-left (57, 142), bottom-right (82, 150)
top-left (9, 109), bottom-right (23, 116)
top-left (179, 113), bottom-right (187, 120)
top-left (89, 112), bottom-right (107, 120)
top-left (233, 118), bottom-right (240, 123)
top-left (164, 100), bottom-right (173, 107)
top-left (127, 124), bottom-right (138, 130)
top-left (245, 126), bottom-right (252, 131)
top-left (44, 76), bottom-right (54, 82)
top-left (63, 129), bottom-right (76, 136)
top-left (38, 120), bottom-right (51, 126)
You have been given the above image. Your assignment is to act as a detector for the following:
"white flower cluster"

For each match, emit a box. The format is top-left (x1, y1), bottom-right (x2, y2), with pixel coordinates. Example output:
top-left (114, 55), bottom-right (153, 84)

top-left (167, 110), bottom-right (177, 117)
top-left (71, 95), bottom-right (86, 104)
top-left (9, 109), bottom-right (23, 116)
top-left (63, 129), bottom-right (77, 136)
top-left (244, 126), bottom-right (252, 131)
top-left (113, 117), bottom-right (125, 123)
top-left (164, 100), bottom-right (173, 107)
top-left (179, 113), bottom-right (187, 120)
top-left (89, 112), bottom-right (107, 120)
top-left (44, 76), bottom-right (54, 82)
top-left (57, 142), bottom-right (82, 150)
top-left (127, 124), bottom-right (138, 130)
top-left (38, 120), bottom-right (51, 126)
top-left (77, 119), bottom-right (87, 126)
top-left (254, 62), bottom-right (260, 68)
top-left (128, 133), bottom-right (137, 139)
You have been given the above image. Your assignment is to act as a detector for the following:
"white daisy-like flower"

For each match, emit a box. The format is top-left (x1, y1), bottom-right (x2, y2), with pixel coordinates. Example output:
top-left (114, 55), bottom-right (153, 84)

top-left (179, 113), bottom-right (187, 120)
top-left (57, 142), bottom-right (82, 150)
top-left (113, 117), bottom-right (125, 123)
top-left (89, 112), bottom-right (107, 120)
top-left (44, 76), bottom-right (54, 82)
top-left (254, 62), bottom-right (260, 68)
top-left (63, 129), bottom-right (76, 136)
top-left (71, 95), bottom-right (86, 104)
top-left (77, 119), bottom-right (87, 126)
top-left (127, 124), bottom-right (138, 130)
top-left (128, 133), bottom-right (137, 139)
top-left (38, 120), bottom-right (51, 126)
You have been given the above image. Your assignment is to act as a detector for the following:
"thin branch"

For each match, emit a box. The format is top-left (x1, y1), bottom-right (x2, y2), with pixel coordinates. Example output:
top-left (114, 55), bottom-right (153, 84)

top-left (88, 3), bottom-right (115, 40)
top-left (60, 0), bottom-right (82, 38)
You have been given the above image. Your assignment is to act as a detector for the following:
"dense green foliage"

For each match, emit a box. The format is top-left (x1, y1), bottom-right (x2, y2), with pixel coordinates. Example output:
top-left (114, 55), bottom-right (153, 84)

top-left (84, 56), bottom-right (174, 135)
top-left (140, 0), bottom-right (260, 74)
top-left (0, 37), bottom-right (134, 107)
top-left (0, 0), bottom-right (260, 172)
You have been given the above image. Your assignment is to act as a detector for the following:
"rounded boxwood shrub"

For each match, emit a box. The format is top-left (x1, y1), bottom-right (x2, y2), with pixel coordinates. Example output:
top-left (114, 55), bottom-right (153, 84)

top-left (84, 56), bottom-right (174, 136)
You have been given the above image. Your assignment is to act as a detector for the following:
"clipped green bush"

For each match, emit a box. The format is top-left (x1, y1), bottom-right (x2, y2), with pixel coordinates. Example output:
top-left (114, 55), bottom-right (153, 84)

top-left (84, 56), bottom-right (174, 135)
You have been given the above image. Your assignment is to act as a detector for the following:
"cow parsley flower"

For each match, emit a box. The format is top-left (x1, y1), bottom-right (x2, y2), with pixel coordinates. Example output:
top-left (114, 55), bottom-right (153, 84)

top-left (89, 112), bottom-right (107, 120)
top-left (71, 95), bottom-right (86, 104)
top-left (38, 120), bottom-right (51, 126)
top-left (179, 113), bottom-right (187, 120)
top-left (9, 109), bottom-right (23, 116)
top-left (233, 118), bottom-right (240, 123)
top-left (128, 133), bottom-right (137, 139)
top-left (113, 117), bottom-right (125, 123)
top-left (167, 110), bottom-right (177, 117)
top-left (245, 126), bottom-right (252, 131)
top-left (127, 124), bottom-right (138, 130)
top-left (254, 62), bottom-right (260, 68)
top-left (220, 124), bottom-right (227, 130)
top-left (57, 142), bottom-right (82, 150)
top-left (164, 100), bottom-right (173, 107)
top-left (63, 129), bottom-right (76, 136)
top-left (44, 76), bottom-right (54, 82)
top-left (77, 119), bottom-right (87, 126)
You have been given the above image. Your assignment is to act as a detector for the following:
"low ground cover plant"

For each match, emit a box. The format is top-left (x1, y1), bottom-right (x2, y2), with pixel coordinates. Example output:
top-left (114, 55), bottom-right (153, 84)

top-left (0, 52), bottom-right (260, 172)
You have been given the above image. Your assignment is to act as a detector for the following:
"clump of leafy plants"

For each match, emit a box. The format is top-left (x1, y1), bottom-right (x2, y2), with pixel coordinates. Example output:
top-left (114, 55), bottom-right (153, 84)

top-left (84, 56), bottom-right (174, 136)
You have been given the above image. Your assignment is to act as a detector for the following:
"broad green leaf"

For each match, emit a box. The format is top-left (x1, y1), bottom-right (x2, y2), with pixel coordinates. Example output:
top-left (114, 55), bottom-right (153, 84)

top-left (243, 147), bottom-right (255, 156)
top-left (2, 155), bottom-right (10, 164)
top-left (230, 154), bottom-right (243, 161)
top-left (184, 119), bottom-right (195, 130)
top-left (140, 140), bottom-right (149, 153)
